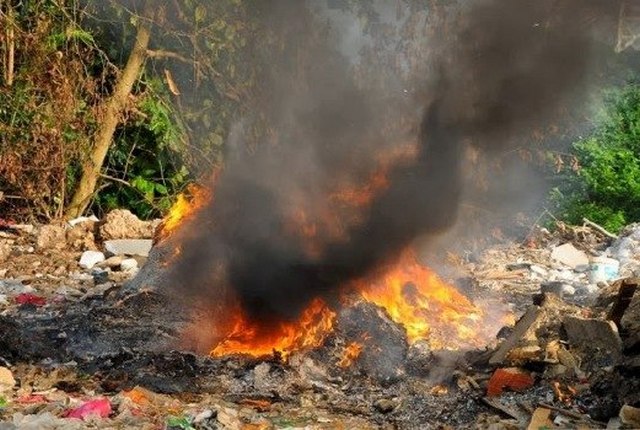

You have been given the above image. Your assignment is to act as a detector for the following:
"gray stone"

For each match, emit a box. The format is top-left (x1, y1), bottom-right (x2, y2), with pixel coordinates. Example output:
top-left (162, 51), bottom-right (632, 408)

top-left (79, 250), bottom-right (105, 269)
top-left (373, 398), bottom-right (398, 414)
top-left (563, 316), bottom-right (623, 355)
top-left (577, 283), bottom-right (600, 296)
top-left (91, 268), bottom-right (110, 285)
top-left (82, 282), bottom-right (117, 300)
top-left (104, 239), bottom-right (152, 257)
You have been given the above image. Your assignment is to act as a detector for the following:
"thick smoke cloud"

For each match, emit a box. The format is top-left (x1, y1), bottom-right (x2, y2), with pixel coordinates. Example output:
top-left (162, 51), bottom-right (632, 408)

top-left (157, 0), bottom-right (619, 326)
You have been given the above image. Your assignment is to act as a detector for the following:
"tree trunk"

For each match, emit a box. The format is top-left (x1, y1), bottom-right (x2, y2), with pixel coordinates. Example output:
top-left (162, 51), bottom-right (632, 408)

top-left (65, 7), bottom-right (153, 218)
top-left (2, 2), bottom-right (15, 87)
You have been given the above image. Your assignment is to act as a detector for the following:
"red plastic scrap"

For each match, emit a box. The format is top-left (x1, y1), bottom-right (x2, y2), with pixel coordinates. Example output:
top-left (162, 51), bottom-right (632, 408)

top-left (64, 398), bottom-right (112, 420)
top-left (0, 218), bottom-right (15, 229)
top-left (487, 367), bottom-right (534, 397)
top-left (16, 394), bottom-right (48, 404)
top-left (14, 293), bottom-right (46, 307)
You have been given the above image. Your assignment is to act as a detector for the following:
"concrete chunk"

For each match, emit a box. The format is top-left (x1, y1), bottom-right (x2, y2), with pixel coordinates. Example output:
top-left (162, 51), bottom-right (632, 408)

top-left (563, 316), bottom-right (623, 355)
top-left (551, 243), bottom-right (589, 269)
top-left (104, 239), bottom-right (152, 257)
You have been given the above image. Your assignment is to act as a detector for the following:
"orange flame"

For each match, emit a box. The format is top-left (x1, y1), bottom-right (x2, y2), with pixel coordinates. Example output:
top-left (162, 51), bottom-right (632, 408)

top-left (357, 249), bottom-right (484, 349)
top-left (161, 184), bottom-right (212, 237)
top-left (160, 146), bottom-right (495, 358)
top-left (337, 342), bottom-right (364, 368)
top-left (210, 298), bottom-right (336, 358)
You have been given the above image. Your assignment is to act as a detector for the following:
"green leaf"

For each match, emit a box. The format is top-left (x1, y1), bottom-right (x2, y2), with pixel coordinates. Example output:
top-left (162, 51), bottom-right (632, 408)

top-left (195, 5), bottom-right (207, 24)
top-left (166, 415), bottom-right (194, 430)
top-left (155, 183), bottom-right (168, 195)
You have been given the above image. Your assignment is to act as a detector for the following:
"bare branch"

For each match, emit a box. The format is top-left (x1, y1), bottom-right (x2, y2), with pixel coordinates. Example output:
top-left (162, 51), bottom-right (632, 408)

top-left (146, 49), bottom-right (193, 64)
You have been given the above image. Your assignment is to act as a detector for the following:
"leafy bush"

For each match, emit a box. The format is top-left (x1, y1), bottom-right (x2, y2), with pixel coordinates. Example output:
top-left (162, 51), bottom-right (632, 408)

top-left (95, 77), bottom-right (191, 219)
top-left (0, 2), bottom-right (100, 220)
top-left (551, 84), bottom-right (640, 233)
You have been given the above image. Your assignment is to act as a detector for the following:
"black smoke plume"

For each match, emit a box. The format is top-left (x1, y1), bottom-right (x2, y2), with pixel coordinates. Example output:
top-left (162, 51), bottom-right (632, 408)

top-left (155, 0), bottom-right (619, 325)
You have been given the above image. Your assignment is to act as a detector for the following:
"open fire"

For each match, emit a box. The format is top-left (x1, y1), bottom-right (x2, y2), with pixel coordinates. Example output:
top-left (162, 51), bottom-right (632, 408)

top-left (160, 179), bottom-right (496, 359)
top-left (148, 0), bottom-right (602, 363)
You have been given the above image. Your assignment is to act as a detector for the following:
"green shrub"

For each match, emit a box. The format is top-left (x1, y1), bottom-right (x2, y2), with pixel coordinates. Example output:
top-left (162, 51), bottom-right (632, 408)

top-left (94, 77), bottom-right (191, 220)
top-left (552, 84), bottom-right (640, 233)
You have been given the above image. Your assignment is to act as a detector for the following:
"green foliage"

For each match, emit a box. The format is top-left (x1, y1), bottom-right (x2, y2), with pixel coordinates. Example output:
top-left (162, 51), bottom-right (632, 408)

top-left (47, 27), bottom-right (95, 49)
top-left (551, 84), bottom-right (640, 232)
top-left (0, 1), bottom-right (98, 220)
top-left (95, 77), bottom-right (190, 219)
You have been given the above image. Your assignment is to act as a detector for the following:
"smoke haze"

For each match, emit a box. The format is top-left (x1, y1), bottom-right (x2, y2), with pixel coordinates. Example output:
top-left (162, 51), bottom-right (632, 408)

top-left (158, 0), bottom-right (620, 326)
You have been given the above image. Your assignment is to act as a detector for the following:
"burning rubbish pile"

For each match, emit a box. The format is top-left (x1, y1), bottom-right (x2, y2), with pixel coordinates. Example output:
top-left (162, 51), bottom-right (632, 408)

top-left (1, 0), bottom-right (638, 428)
top-left (1, 214), bottom-right (640, 428)
top-left (130, 0), bottom-right (619, 360)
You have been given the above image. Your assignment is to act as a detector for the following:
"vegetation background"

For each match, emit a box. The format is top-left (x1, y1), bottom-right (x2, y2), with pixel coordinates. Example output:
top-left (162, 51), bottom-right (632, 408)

top-left (1, 0), bottom-right (639, 234)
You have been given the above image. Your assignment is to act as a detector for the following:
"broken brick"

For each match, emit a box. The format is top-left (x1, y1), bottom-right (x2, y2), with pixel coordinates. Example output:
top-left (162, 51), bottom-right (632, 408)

top-left (14, 293), bottom-right (46, 307)
top-left (487, 367), bottom-right (534, 397)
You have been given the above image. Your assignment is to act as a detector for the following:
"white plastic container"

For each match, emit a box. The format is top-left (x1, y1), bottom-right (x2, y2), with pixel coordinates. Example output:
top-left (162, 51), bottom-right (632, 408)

top-left (588, 257), bottom-right (620, 283)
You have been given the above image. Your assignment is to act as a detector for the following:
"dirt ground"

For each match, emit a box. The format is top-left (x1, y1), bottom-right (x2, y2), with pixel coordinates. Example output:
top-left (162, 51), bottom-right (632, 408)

top-left (1, 213), bottom-right (639, 429)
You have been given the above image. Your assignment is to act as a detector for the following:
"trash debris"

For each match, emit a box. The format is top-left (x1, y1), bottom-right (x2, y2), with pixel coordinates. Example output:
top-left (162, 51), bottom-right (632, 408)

top-left (14, 293), bottom-right (46, 307)
top-left (1, 214), bottom-right (639, 429)
top-left (490, 306), bottom-right (542, 365)
top-left (588, 256), bottom-right (620, 283)
top-left (526, 407), bottom-right (554, 429)
top-left (607, 278), bottom-right (637, 328)
top-left (608, 224), bottom-right (640, 276)
top-left (193, 409), bottom-right (215, 423)
top-left (15, 394), bottom-right (48, 404)
top-left (166, 415), bottom-right (195, 430)
top-left (541, 281), bottom-right (575, 297)
top-left (620, 286), bottom-right (640, 350)
top-left (64, 398), bottom-right (112, 420)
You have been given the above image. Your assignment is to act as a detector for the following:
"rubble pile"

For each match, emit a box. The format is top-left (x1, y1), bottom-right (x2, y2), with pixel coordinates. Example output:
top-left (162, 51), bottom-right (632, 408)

top-left (0, 214), bottom-right (639, 429)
